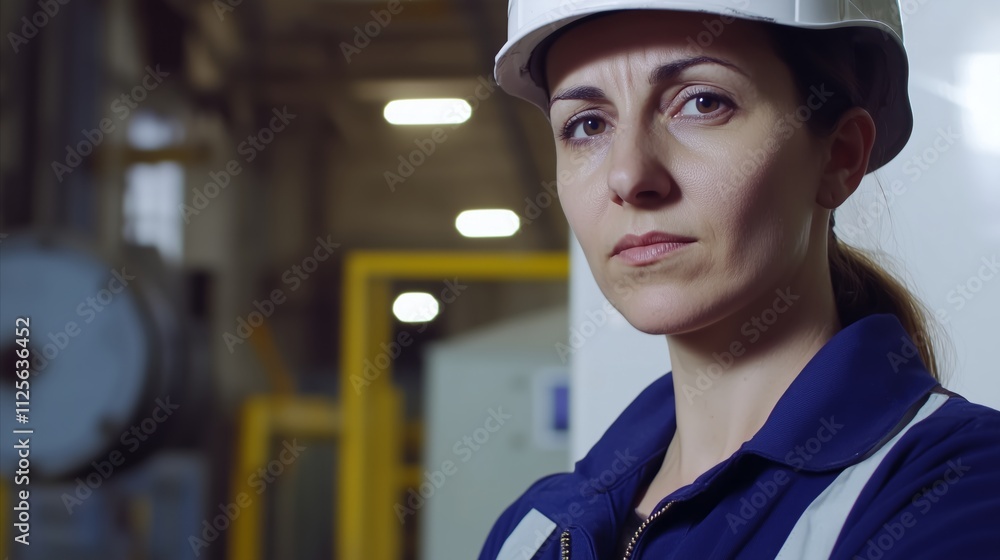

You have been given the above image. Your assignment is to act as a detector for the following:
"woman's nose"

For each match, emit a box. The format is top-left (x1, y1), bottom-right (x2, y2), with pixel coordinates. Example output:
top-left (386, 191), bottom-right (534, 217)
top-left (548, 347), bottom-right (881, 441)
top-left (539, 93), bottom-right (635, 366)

top-left (606, 125), bottom-right (673, 207)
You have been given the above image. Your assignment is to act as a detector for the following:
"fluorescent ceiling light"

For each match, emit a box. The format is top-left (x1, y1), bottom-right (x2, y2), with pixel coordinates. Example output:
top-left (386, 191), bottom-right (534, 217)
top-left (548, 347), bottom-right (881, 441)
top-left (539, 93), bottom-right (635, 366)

top-left (384, 98), bottom-right (471, 125)
top-left (455, 209), bottom-right (521, 238)
top-left (392, 292), bottom-right (440, 323)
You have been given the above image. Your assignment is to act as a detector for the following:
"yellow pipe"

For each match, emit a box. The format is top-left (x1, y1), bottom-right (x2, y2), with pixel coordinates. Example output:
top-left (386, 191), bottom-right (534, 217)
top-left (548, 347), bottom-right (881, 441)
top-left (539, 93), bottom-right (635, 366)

top-left (249, 322), bottom-right (297, 395)
top-left (367, 278), bottom-right (397, 558)
top-left (338, 251), bottom-right (569, 559)
top-left (270, 397), bottom-right (341, 437)
top-left (373, 384), bottom-right (402, 559)
top-left (339, 256), bottom-right (373, 560)
top-left (352, 251), bottom-right (568, 279)
top-left (228, 396), bottom-right (272, 560)
top-left (227, 396), bottom-right (341, 560)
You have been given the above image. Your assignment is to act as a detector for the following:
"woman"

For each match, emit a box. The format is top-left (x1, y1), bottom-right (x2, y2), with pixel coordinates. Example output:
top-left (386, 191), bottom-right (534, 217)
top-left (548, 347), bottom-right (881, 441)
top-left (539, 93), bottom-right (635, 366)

top-left (480, 1), bottom-right (1000, 559)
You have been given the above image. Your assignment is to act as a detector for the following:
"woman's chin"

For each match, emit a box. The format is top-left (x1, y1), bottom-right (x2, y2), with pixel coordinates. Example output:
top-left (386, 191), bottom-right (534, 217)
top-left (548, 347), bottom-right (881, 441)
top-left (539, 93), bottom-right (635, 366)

top-left (612, 295), bottom-right (716, 336)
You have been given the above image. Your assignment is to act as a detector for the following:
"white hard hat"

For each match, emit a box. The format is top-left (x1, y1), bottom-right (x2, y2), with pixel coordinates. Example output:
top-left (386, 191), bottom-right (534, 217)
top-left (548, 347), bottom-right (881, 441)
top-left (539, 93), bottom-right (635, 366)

top-left (495, 0), bottom-right (913, 171)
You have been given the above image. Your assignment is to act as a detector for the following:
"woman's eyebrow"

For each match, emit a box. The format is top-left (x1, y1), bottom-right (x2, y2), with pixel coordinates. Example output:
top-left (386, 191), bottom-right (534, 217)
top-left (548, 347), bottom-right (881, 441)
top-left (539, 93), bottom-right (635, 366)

top-left (649, 55), bottom-right (749, 84)
top-left (548, 56), bottom-right (749, 110)
top-left (548, 85), bottom-right (606, 111)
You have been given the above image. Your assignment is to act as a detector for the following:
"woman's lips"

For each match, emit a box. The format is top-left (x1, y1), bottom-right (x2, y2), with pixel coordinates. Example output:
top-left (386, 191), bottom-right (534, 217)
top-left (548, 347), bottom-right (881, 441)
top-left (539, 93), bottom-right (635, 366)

top-left (612, 232), bottom-right (695, 266)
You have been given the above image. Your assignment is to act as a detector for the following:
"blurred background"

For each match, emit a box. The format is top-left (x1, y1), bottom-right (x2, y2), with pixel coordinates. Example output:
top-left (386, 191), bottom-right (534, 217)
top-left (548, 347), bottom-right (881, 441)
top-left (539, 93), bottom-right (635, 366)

top-left (0, 1), bottom-right (569, 559)
top-left (0, 1), bottom-right (996, 559)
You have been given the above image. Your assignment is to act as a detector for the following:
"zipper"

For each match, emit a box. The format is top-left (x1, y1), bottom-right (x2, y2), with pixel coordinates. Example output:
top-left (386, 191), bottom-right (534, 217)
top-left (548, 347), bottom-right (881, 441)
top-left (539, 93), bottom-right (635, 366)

top-left (560, 529), bottom-right (571, 559)
top-left (621, 501), bottom-right (674, 560)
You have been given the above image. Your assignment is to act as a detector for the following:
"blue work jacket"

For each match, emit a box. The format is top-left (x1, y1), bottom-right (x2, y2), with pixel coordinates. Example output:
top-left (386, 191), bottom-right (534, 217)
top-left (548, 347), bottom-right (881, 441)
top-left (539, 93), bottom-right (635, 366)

top-left (479, 313), bottom-right (1000, 559)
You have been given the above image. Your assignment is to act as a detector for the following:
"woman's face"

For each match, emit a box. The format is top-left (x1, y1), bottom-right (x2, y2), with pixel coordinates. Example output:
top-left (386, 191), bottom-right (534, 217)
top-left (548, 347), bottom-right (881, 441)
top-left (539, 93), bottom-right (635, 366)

top-left (545, 11), bottom-right (831, 335)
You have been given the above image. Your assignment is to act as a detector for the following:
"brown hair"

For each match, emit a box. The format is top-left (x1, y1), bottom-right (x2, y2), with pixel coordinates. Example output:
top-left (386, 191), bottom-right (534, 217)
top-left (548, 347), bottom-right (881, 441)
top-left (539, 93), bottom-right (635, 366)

top-left (767, 24), bottom-right (944, 380)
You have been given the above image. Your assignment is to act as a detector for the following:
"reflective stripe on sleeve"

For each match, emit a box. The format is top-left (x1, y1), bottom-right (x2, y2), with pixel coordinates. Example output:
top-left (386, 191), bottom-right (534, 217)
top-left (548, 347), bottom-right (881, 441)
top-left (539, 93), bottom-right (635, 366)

top-left (775, 392), bottom-right (950, 559)
top-left (497, 508), bottom-right (558, 560)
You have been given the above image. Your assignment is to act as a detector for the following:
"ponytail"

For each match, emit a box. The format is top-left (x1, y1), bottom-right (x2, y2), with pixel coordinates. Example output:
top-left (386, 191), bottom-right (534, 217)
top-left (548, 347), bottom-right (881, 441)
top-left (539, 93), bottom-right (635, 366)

top-left (768, 24), bottom-right (946, 381)
top-left (828, 217), bottom-right (942, 380)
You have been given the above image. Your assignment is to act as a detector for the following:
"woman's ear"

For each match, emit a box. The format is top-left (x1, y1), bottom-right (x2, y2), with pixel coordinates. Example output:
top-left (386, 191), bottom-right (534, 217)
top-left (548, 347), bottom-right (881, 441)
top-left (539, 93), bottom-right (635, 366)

top-left (817, 107), bottom-right (877, 209)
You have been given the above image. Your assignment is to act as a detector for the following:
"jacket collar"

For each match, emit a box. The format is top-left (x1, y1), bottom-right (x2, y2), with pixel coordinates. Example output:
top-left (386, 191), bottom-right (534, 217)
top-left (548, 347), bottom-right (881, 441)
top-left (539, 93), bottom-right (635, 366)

top-left (739, 312), bottom-right (939, 471)
top-left (551, 314), bottom-right (939, 557)
top-left (576, 312), bottom-right (940, 483)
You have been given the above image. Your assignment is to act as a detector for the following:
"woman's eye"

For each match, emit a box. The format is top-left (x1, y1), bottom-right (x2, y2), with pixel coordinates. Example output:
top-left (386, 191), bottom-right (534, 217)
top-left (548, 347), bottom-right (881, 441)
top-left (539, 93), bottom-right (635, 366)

top-left (678, 94), bottom-right (726, 117)
top-left (565, 117), bottom-right (607, 139)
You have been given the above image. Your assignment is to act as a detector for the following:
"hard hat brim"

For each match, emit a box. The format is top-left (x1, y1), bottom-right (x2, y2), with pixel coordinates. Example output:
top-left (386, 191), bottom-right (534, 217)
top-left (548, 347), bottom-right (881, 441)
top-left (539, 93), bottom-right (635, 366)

top-left (495, 4), bottom-right (913, 172)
